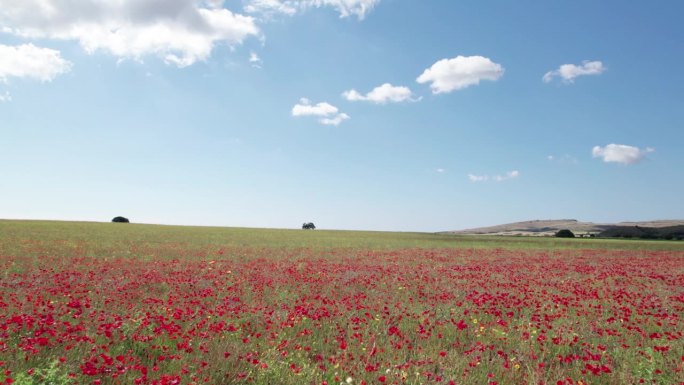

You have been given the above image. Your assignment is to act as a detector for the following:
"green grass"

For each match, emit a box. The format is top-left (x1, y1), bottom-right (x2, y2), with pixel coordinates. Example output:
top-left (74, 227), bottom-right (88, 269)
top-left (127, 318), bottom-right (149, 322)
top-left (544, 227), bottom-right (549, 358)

top-left (1, 219), bottom-right (683, 259)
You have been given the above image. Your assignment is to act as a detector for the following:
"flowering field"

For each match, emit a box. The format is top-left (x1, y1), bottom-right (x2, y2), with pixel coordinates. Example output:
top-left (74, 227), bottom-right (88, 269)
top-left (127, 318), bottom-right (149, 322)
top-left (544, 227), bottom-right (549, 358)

top-left (1, 221), bottom-right (683, 385)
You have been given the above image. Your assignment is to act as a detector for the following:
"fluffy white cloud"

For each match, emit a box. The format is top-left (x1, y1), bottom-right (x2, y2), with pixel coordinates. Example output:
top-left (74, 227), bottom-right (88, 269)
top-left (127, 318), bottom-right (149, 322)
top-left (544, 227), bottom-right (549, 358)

top-left (320, 113), bottom-right (350, 126)
top-left (0, 43), bottom-right (72, 82)
top-left (0, 91), bottom-right (10, 102)
top-left (592, 144), bottom-right (654, 165)
top-left (468, 170), bottom-right (519, 183)
top-left (543, 60), bottom-right (606, 83)
top-left (342, 83), bottom-right (418, 104)
top-left (244, 0), bottom-right (380, 19)
top-left (292, 98), bottom-right (349, 126)
top-left (292, 98), bottom-right (338, 116)
top-left (0, 0), bottom-right (260, 67)
top-left (417, 55), bottom-right (504, 94)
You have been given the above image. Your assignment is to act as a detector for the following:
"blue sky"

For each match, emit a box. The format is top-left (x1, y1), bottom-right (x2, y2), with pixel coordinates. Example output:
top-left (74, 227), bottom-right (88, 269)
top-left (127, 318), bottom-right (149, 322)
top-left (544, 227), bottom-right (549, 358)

top-left (1, 0), bottom-right (682, 231)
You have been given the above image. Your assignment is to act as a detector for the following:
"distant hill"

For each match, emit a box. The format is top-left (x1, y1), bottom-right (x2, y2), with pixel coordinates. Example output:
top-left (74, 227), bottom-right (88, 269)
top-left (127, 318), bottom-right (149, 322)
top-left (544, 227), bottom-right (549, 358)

top-left (598, 225), bottom-right (684, 240)
top-left (445, 219), bottom-right (684, 237)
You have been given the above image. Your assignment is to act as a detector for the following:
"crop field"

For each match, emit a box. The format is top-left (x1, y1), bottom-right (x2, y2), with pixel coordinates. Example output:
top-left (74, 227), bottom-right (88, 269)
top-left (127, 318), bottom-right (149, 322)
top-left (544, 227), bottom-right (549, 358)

top-left (1, 220), bottom-right (683, 385)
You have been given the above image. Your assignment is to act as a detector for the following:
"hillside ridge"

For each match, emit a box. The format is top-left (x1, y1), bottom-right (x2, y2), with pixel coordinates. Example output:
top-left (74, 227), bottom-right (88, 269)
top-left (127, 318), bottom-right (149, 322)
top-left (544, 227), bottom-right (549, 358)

top-left (446, 219), bottom-right (684, 236)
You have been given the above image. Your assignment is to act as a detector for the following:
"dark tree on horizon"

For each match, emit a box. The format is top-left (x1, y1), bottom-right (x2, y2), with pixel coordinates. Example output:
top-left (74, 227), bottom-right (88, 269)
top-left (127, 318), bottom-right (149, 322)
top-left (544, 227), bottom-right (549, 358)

top-left (555, 229), bottom-right (575, 238)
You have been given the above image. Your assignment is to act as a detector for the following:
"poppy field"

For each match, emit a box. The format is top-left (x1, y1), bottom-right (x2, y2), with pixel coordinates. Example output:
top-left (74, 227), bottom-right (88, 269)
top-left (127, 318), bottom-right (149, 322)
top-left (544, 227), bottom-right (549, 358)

top-left (1, 221), bottom-right (683, 385)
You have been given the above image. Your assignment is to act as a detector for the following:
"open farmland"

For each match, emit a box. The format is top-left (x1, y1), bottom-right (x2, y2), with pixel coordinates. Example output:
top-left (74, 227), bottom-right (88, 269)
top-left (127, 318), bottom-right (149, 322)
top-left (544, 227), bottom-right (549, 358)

top-left (1, 220), bottom-right (683, 385)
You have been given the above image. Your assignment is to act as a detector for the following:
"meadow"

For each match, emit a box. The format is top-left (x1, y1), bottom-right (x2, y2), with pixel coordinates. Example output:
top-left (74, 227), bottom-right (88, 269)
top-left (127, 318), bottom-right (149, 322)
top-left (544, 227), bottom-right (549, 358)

top-left (1, 220), bottom-right (683, 385)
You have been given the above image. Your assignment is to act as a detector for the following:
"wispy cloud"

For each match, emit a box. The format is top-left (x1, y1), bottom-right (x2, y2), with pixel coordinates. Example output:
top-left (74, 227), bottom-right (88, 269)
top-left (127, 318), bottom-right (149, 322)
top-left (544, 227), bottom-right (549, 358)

top-left (292, 98), bottom-right (350, 126)
top-left (342, 83), bottom-right (419, 104)
top-left (417, 55), bottom-right (504, 94)
top-left (543, 60), bottom-right (606, 84)
top-left (249, 51), bottom-right (262, 68)
top-left (468, 170), bottom-right (519, 183)
top-left (468, 174), bottom-right (489, 182)
top-left (493, 170), bottom-right (519, 182)
top-left (0, 91), bottom-right (11, 102)
top-left (547, 154), bottom-right (579, 164)
top-left (0, 44), bottom-right (72, 82)
top-left (244, 0), bottom-right (297, 16)
top-left (244, 0), bottom-right (381, 19)
top-left (592, 144), bottom-right (653, 164)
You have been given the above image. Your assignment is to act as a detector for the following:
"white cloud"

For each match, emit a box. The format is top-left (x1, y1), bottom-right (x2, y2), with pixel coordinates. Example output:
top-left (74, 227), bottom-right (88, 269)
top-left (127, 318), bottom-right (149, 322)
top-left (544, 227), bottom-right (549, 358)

top-left (436, 168), bottom-right (445, 174)
top-left (592, 144), bottom-right (654, 165)
top-left (543, 60), bottom-right (606, 83)
top-left (304, 0), bottom-right (380, 19)
top-left (244, 0), bottom-right (297, 16)
top-left (342, 83), bottom-right (418, 104)
top-left (468, 174), bottom-right (489, 182)
top-left (292, 98), bottom-right (338, 116)
top-left (0, 91), bottom-right (11, 102)
top-left (0, 0), bottom-right (260, 67)
top-left (205, 0), bottom-right (227, 9)
top-left (493, 170), bottom-right (519, 182)
top-left (468, 170), bottom-right (519, 183)
top-left (249, 51), bottom-right (262, 68)
top-left (320, 112), bottom-right (350, 126)
top-left (244, 0), bottom-right (380, 19)
top-left (0, 44), bottom-right (72, 82)
top-left (292, 98), bottom-right (349, 126)
top-left (547, 154), bottom-right (579, 164)
top-left (417, 55), bottom-right (504, 94)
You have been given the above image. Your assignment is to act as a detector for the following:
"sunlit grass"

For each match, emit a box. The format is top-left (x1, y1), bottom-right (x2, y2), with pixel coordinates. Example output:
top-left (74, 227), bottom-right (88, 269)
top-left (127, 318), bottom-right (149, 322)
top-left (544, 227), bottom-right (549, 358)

top-left (1, 220), bottom-right (682, 260)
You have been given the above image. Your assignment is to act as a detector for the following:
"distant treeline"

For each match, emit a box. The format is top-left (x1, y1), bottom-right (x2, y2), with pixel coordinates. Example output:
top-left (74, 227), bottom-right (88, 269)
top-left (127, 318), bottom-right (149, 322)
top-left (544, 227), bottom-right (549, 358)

top-left (598, 225), bottom-right (684, 240)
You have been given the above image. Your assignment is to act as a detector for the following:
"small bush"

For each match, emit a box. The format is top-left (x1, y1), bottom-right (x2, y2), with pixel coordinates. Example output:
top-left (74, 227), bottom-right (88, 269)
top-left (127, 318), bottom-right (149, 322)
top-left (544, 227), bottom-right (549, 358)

top-left (112, 216), bottom-right (130, 223)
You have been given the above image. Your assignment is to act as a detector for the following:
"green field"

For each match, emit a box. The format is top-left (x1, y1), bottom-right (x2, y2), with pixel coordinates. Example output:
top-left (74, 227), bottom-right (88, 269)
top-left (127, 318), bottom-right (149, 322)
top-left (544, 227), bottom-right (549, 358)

top-left (1, 220), bottom-right (683, 260)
